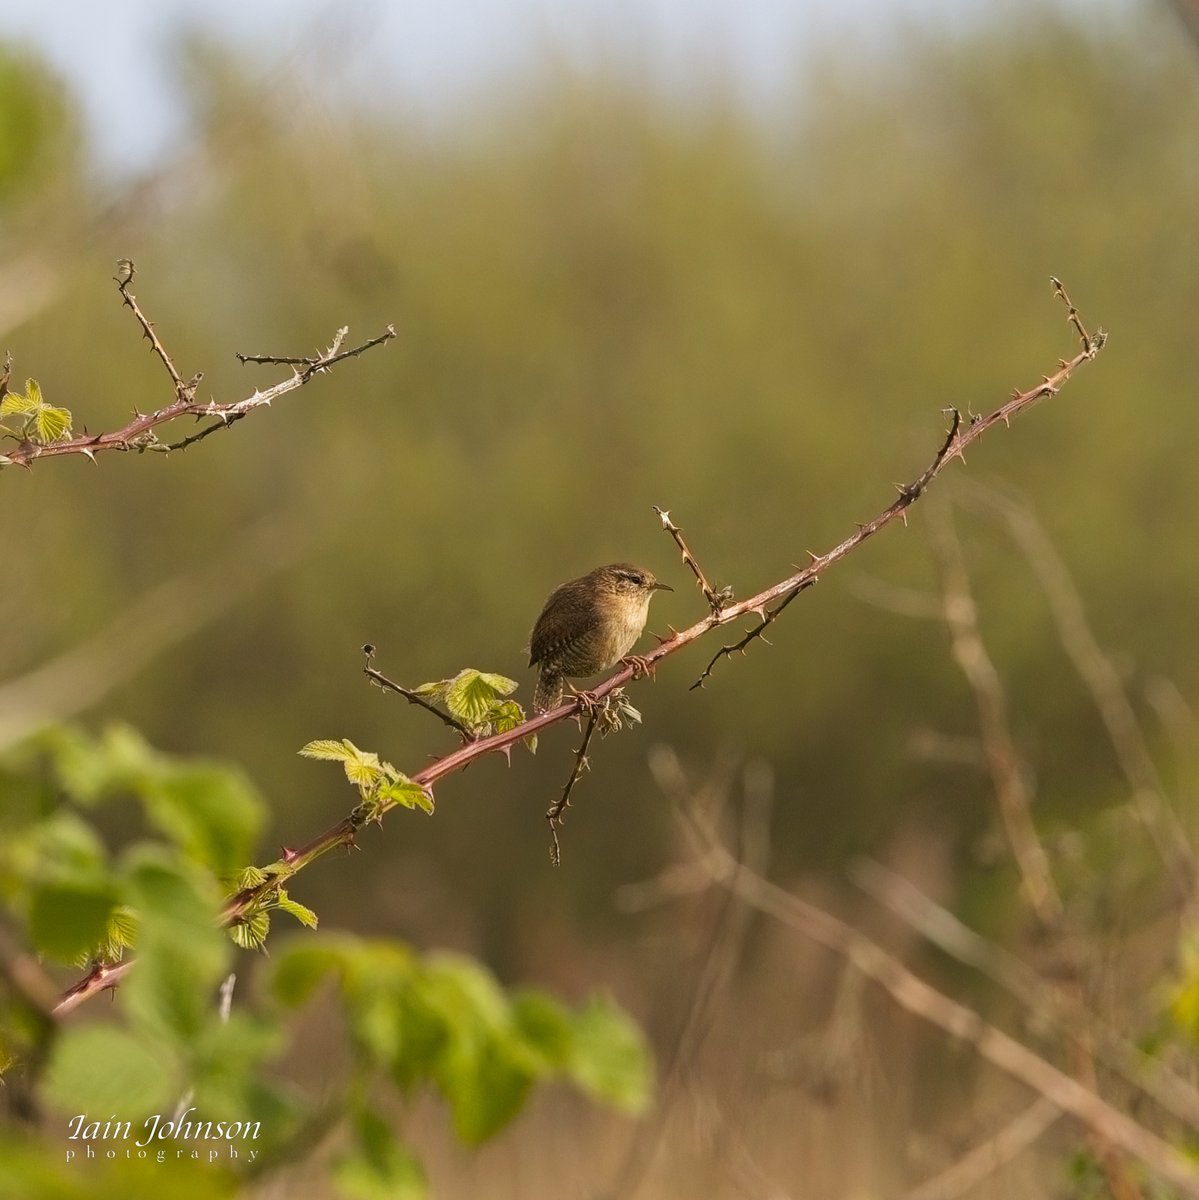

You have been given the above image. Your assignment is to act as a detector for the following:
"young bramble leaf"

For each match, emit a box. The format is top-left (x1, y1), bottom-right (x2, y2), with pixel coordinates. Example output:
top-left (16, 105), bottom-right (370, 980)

top-left (300, 739), bottom-right (355, 762)
top-left (275, 889), bottom-right (319, 930)
top-left (24, 379), bottom-right (42, 407)
top-left (32, 404), bottom-right (71, 443)
top-left (443, 670), bottom-right (519, 726)
top-left (302, 738), bottom-right (384, 795)
top-left (235, 864), bottom-right (269, 890)
top-left (378, 778), bottom-right (434, 815)
top-left (0, 389), bottom-right (37, 417)
top-left (489, 699), bottom-right (525, 735)
top-left (413, 680), bottom-right (449, 700)
top-left (229, 909), bottom-right (271, 951)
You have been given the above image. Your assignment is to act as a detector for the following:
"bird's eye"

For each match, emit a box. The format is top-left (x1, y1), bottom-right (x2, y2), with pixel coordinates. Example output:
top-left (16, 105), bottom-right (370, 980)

top-left (617, 569), bottom-right (643, 586)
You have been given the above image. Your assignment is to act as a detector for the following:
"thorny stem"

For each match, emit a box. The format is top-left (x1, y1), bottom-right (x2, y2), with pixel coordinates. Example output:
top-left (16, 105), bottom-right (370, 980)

top-left (654, 506), bottom-right (730, 613)
top-left (57, 279), bottom-right (1106, 1013)
top-left (361, 645), bottom-right (476, 742)
top-left (2, 262), bottom-right (395, 468)
top-left (546, 711), bottom-right (600, 865)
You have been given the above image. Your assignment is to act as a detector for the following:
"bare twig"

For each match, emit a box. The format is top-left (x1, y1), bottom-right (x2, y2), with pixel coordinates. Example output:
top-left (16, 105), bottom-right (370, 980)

top-left (852, 858), bottom-right (1199, 1129)
top-left (901, 1098), bottom-right (1060, 1200)
top-left (361, 645), bottom-right (476, 742)
top-left (53, 959), bottom-right (134, 1017)
top-left (115, 259), bottom-right (195, 400)
top-left (691, 578), bottom-right (813, 690)
top-left (546, 711), bottom-right (599, 865)
top-left (961, 481), bottom-right (1196, 893)
top-left (654, 506), bottom-right (730, 613)
top-left (925, 501), bottom-right (1062, 923)
top-left (685, 825), bottom-right (1199, 1196)
top-left (927, 499), bottom-right (1141, 1199)
top-left (598, 750), bottom-right (776, 1200)
top-left (1, 263), bottom-right (395, 468)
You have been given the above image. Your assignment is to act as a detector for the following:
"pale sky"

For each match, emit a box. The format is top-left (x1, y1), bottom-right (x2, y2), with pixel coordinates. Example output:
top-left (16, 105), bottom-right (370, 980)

top-left (4, 0), bottom-right (1113, 175)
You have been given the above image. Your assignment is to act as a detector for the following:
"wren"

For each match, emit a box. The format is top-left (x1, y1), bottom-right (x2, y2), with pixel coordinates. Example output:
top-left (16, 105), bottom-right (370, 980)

top-left (528, 563), bottom-right (673, 713)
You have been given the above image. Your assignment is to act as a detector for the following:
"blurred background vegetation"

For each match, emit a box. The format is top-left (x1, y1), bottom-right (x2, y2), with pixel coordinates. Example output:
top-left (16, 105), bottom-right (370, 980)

top-left (2, 0), bottom-right (1198, 1195)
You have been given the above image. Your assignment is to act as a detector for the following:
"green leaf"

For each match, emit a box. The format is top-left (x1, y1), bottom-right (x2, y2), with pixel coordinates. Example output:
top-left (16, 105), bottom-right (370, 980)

top-left (96, 905), bottom-right (139, 961)
top-left (377, 777), bottom-right (434, 815)
top-left (1, 810), bottom-right (109, 886)
top-left (28, 881), bottom-right (118, 963)
top-left (138, 763), bottom-right (265, 877)
top-left (43, 1025), bottom-right (176, 1116)
top-left (409, 956), bottom-right (542, 1143)
top-left (565, 996), bottom-right (653, 1113)
top-left (46, 724), bottom-right (157, 806)
top-left (412, 680), bottom-right (448, 700)
top-left (511, 990), bottom-right (575, 1070)
top-left (32, 404), bottom-right (71, 443)
top-left (341, 945), bottom-right (416, 1065)
top-left (334, 1109), bottom-right (427, 1200)
top-left (270, 940), bottom-right (354, 1007)
top-left (119, 850), bottom-right (231, 1042)
top-left (274, 890), bottom-right (319, 929)
top-left (235, 864), bottom-right (269, 890)
top-left (443, 670), bottom-right (519, 726)
top-left (0, 389), bottom-right (36, 416)
top-left (188, 1012), bottom-right (286, 1116)
top-left (302, 738), bottom-right (384, 794)
top-left (299, 739), bottom-right (354, 762)
top-left (24, 378), bottom-right (42, 407)
top-left (229, 909), bottom-right (270, 950)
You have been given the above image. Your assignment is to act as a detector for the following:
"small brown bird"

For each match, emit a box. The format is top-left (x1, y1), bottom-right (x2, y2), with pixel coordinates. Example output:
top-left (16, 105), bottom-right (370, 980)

top-left (528, 563), bottom-right (673, 713)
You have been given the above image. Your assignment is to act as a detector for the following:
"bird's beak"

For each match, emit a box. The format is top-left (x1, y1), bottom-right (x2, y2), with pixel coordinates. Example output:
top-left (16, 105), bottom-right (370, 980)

top-left (653, 581), bottom-right (673, 592)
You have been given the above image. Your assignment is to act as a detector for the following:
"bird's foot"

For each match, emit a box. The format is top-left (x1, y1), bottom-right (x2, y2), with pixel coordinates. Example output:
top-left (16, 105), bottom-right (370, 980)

top-left (620, 654), bottom-right (656, 682)
top-left (566, 683), bottom-right (603, 719)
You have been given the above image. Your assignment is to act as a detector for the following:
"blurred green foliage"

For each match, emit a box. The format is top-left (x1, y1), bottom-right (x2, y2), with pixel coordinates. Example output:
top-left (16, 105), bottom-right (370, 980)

top-left (0, 726), bottom-right (651, 1196)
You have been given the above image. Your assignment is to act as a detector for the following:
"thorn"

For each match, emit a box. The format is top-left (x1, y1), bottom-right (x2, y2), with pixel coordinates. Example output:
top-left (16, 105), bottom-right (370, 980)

top-left (899, 509), bottom-right (909, 527)
top-left (280, 845), bottom-right (299, 863)
top-left (81, 447), bottom-right (97, 464)
top-left (807, 551), bottom-right (820, 564)
top-left (499, 744), bottom-right (513, 766)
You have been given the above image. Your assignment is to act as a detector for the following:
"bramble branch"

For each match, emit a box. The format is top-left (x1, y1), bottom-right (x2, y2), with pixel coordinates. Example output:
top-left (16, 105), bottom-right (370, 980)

top-left (361, 645), bottom-right (476, 742)
top-left (654, 506), bottom-right (731, 613)
top-left (2, 261), bottom-right (395, 468)
top-left (546, 710), bottom-right (600, 866)
top-left (58, 280), bottom-right (1106, 1011)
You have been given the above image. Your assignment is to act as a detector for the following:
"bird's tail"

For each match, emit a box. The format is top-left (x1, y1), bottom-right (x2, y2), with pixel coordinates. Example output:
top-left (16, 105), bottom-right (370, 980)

top-left (533, 671), bottom-right (563, 714)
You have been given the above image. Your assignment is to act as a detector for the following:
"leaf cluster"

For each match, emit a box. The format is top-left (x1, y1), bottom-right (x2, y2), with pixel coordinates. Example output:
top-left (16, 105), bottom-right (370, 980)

top-left (0, 374), bottom-right (73, 459)
top-left (414, 668), bottom-right (534, 748)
